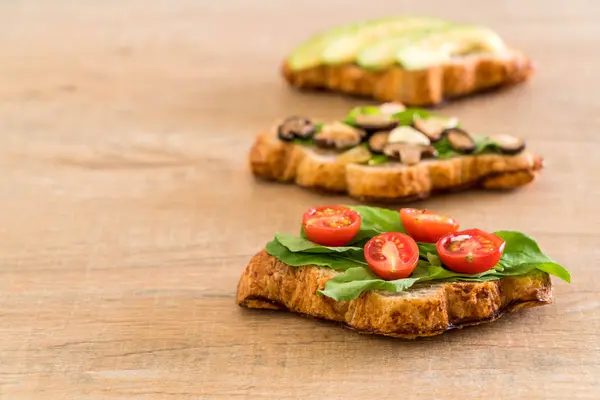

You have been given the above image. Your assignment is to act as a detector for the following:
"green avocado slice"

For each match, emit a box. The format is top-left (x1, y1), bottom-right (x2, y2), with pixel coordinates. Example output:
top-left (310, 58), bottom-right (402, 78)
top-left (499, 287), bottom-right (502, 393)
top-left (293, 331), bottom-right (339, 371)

top-left (320, 17), bottom-right (451, 66)
top-left (286, 17), bottom-right (404, 71)
top-left (395, 25), bottom-right (508, 70)
top-left (356, 26), bottom-right (450, 70)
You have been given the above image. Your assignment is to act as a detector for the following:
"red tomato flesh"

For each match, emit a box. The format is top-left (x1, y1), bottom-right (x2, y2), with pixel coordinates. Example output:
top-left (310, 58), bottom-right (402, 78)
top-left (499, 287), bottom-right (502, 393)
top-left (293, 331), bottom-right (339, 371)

top-left (302, 206), bottom-right (361, 247)
top-left (400, 208), bottom-right (460, 243)
top-left (436, 228), bottom-right (506, 274)
top-left (364, 232), bottom-right (419, 280)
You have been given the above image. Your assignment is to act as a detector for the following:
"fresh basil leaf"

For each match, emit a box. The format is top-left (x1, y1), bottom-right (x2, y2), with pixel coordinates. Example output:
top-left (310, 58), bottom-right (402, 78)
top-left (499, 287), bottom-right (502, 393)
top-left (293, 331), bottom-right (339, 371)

top-left (368, 154), bottom-right (388, 165)
top-left (291, 137), bottom-right (313, 146)
top-left (266, 239), bottom-right (368, 271)
top-left (392, 108), bottom-right (433, 126)
top-left (412, 262), bottom-right (503, 282)
top-left (317, 267), bottom-right (419, 301)
top-left (427, 252), bottom-right (441, 266)
top-left (433, 135), bottom-right (501, 160)
top-left (275, 233), bottom-right (363, 254)
top-left (489, 262), bottom-right (538, 277)
top-left (267, 207), bottom-right (572, 302)
top-left (389, 277), bottom-right (421, 292)
top-left (495, 231), bottom-right (551, 262)
top-left (347, 205), bottom-right (404, 242)
top-left (418, 242), bottom-right (437, 258)
top-left (474, 136), bottom-right (499, 153)
top-left (432, 137), bottom-right (461, 159)
top-left (346, 107), bottom-right (435, 127)
top-left (345, 105), bottom-right (382, 124)
top-left (411, 264), bottom-right (459, 281)
top-left (528, 262), bottom-right (571, 283)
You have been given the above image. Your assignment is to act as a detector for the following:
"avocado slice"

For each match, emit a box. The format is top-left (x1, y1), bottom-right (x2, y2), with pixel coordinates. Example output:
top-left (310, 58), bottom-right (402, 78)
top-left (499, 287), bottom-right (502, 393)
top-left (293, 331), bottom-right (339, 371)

top-left (286, 16), bottom-right (404, 71)
top-left (395, 25), bottom-right (508, 70)
top-left (356, 26), bottom-right (449, 70)
top-left (320, 17), bottom-right (450, 65)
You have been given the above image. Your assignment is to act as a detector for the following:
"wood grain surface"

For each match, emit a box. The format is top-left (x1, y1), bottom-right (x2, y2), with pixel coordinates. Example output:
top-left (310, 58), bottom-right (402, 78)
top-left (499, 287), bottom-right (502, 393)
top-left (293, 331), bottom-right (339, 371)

top-left (1, 1), bottom-right (599, 399)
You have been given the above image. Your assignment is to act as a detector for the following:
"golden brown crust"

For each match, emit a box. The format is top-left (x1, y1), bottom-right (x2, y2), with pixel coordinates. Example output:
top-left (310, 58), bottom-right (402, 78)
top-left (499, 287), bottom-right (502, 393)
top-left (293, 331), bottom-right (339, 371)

top-left (281, 51), bottom-right (534, 106)
top-left (249, 131), bottom-right (543, 203)
top-left (236, 250), bottom-right (553, 339)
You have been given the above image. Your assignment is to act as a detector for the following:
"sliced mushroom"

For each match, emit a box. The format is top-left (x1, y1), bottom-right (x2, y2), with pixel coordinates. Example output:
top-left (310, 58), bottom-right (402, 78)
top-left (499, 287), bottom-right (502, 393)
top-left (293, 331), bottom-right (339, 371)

top-left (420, 145), bottom-right (439, 159)
top-left (313, 121), bottom-right (365, 150)
top-left (354, 113), bottom-right (398, 133)
top-left (379, 102), bottom-right (406, 115)
top-left (367, 131), bottom-right (390, 154)
top-left (444, 128), bottom-right (476, 153)
top-left (489, 134), bottom-right (526, 155)
top-left (388, 126), bottom-right (431, 146)
top-left (383, 143), bottom-right (425, 166)
top-left (413, 116), bottom-right (459, 142)
top-left (277, 116), bottom-right (316, 141)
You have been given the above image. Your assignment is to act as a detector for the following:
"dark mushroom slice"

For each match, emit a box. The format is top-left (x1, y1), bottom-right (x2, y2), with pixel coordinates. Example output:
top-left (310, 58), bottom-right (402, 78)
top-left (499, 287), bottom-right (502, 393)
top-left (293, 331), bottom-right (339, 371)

top-left (353, 113), bottom-right (398, 133)
top-left (383, 143), bottom-right (427, 166)
top-left (313, 122), bottom-right (364, 150)
top-left (420, 145), bottom-right (439, 159)
top-left (444, 128), bottom-right (476, 153)
top-left (489, 134), bottom-right (526, 155)
top-left (277, 116), bottom-right (316, 142)
top-left (413, 116), bottom-right (459, 142)
top-left (367, 131), bottom-right (390, 154)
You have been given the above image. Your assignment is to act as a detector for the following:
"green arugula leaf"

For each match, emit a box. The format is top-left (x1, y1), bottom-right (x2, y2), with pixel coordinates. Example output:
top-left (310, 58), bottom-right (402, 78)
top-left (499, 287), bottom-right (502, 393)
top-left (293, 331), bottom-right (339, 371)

top-left (275, 233), bottom-right (362, 254)
top-left (265, 238), bottom-right (367, 271)
top-left (317, 267), bottom-right (419, 301)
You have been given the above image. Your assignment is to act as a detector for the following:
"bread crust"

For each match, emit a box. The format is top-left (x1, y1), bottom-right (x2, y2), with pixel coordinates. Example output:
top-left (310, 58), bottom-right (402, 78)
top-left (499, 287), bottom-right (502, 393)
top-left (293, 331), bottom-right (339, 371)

top-left (236, 250), bottom-right (553, 339)
top-left (281, 51), bottom-right (534, 106)
top-left (249, 131), bottom-right (543, 203)
top-left (281, 50), bottom-right (535, 106)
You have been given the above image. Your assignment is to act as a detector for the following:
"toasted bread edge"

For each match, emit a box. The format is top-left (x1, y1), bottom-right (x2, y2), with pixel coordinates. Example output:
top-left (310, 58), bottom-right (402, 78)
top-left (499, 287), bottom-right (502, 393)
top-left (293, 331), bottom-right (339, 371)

top-left (236, 250), bottom-right (553, 339)
top-left (281, 51), bottom-right (534, 106)
top-left (249, 132), bottom-right (543, 203)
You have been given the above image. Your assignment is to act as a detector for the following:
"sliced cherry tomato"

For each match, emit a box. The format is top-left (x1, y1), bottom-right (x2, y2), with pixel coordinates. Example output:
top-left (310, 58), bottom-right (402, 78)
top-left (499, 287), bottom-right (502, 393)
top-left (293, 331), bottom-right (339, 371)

top-left (302, 206), bottom-right (361, 247)
top-left (436, 228), bottom-right (506, 274)
top-left (400, 208), bottom-right (460, 243)
top-left (364, 232), bottom-right (419, 280)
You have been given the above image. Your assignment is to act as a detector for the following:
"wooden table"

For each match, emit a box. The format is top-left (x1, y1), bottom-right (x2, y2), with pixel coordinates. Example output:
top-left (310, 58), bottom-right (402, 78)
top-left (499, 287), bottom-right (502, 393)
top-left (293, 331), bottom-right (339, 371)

top-left (1, 1), bottom-right (598, 398)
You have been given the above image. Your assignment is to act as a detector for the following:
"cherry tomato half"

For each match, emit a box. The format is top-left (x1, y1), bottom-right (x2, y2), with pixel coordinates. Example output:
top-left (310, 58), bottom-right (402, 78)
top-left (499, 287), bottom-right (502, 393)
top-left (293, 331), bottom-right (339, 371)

top-left (302, 206), bottom-right (361, 247)
top-left (436, 229), bottom-right (506, 274)
top-left (400, 208), bottom-right (460, 243)
top-left (364, 232), bottom-right (419, 280)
